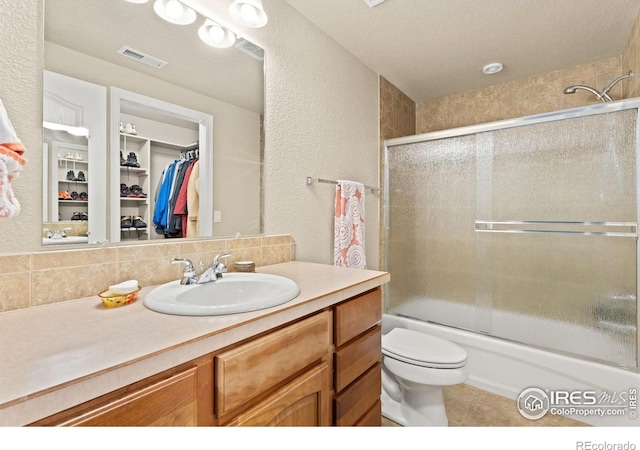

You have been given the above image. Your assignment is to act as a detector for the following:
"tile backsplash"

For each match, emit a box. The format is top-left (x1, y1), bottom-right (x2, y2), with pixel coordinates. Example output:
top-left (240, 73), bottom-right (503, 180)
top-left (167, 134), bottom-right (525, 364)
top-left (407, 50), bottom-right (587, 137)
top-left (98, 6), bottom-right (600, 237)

top-left (0, 235), bottom-right (295, 312)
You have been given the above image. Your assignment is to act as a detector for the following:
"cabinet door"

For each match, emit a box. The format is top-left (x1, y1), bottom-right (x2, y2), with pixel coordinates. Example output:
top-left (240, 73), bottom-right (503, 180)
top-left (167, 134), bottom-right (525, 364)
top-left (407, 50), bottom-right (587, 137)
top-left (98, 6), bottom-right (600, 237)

top-left (39, 367), bottom-right (198, 426)
top-left (227, 363), bottom-right (331, 426)
top-left (215, 311), bottom-right (332, 419)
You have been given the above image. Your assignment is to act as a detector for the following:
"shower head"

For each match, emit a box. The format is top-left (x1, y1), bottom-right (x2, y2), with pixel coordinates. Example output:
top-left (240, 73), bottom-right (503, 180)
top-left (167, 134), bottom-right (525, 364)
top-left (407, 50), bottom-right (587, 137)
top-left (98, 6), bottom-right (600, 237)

top-left (562, 71), bottom-right (634, 103)
top-left (562, 85), bottom-right (609, 102)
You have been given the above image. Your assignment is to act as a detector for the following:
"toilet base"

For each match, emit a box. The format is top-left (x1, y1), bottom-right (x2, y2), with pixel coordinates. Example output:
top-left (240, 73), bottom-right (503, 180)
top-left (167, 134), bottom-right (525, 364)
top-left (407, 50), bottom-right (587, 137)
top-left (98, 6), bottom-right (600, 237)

top-left (381, 388), bottom-right (449, 427)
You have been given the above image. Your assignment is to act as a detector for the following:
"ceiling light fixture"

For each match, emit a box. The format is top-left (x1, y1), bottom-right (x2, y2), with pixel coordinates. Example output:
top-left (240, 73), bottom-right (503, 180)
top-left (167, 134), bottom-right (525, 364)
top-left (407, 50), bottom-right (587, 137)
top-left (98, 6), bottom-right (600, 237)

top-left (198, 19), bottom-right (237, 48)
top-left (153, 0), bottom-right (197, 25)
top-left (229, 0), bottom-right (268, 28)
top-left (482, 62), bottom-right (504, 75)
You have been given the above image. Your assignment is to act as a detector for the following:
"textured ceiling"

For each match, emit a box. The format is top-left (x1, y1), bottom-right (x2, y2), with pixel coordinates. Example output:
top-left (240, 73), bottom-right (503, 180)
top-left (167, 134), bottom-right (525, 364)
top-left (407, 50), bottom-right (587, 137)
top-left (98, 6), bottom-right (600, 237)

top-left (285, 0), bottom-right (640, 102)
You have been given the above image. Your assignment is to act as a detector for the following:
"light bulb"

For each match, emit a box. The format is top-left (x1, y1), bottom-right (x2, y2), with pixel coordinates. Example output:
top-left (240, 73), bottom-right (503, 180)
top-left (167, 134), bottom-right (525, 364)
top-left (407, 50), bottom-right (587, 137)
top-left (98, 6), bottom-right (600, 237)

top-left (165, 0), bottom-right (184, 19)
top-left (208, 26), bottom-right (225, 43)
top-left (240, 4), bottom-right (258, 23)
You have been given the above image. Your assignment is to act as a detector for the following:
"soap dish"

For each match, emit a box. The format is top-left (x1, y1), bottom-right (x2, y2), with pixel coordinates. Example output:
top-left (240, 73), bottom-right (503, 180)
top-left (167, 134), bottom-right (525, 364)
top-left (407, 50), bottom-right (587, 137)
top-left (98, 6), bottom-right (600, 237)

top-left (99, 287), bottom-right (141, 308)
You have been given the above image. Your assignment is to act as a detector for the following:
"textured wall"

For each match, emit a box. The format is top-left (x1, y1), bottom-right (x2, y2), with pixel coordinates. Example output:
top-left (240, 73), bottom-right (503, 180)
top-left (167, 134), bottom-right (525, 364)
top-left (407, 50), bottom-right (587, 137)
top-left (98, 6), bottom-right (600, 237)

top-left (254, 1), bottom-right (380, 269)
top-left (0, 0), bottom-right (43, 253)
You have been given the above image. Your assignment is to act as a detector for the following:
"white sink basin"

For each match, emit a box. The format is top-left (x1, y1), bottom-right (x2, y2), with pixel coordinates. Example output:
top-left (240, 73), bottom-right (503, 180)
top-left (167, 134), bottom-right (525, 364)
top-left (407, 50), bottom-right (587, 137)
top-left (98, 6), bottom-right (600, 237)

top-left (42, 236), bottom-right (89, 246)
top-left (143, 273), bottom-right (301, 316)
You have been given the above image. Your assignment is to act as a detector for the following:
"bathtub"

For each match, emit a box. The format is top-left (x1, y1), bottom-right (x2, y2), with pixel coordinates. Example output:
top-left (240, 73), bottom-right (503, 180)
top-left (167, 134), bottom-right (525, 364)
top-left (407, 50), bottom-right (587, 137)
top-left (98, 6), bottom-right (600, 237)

top-left (382, 313), bottom-right (640, 426)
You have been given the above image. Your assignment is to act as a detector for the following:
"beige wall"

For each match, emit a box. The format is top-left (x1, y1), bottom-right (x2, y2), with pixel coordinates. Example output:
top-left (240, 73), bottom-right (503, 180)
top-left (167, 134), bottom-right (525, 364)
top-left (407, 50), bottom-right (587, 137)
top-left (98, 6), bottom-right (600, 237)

top-left (0, 0), bottom-right (380, 312)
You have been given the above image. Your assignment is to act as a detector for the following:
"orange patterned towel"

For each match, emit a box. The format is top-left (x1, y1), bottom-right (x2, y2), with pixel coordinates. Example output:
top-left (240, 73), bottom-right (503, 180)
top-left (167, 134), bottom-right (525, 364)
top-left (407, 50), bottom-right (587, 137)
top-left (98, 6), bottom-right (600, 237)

top-left (334, 180), bottom-right (366, 268)
top-left (0, 98), bottom-right (27, 218)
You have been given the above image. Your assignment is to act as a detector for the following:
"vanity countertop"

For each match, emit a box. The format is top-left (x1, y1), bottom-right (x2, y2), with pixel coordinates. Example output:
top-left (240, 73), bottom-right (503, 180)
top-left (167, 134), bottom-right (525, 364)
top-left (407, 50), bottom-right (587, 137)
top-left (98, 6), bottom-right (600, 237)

top-left (0, 261), bottom-right (389, 426)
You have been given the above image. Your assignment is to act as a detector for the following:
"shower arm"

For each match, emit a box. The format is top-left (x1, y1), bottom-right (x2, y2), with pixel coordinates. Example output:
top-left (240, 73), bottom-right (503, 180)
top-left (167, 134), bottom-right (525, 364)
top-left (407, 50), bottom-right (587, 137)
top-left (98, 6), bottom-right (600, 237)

top-left (566, 85), bottom-right (611, 103)
top-left (600, 70), bottom-right (634, 98)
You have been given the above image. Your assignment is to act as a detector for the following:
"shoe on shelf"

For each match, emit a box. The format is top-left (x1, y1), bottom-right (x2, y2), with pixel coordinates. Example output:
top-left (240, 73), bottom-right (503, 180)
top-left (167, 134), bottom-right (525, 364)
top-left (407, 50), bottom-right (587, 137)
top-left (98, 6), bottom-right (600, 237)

top-left (120, 215), bottom-right (133, 228)
top-left (132, 216), bottom-right (147, 228)
top-left (58, 191), bottom-right (69, 200)
top-left (65, 151), bottom-right (74, 160)
top-left (76, 171), bottom-right (86, 182)
top-left (125, 123), bottom-right (137, 135)
top-left (81, 212), bottom-right (88, 221)
top-left (75, 152), bottom-right (83, 161)
top-left (120, 151), bottom-right (125, 166)
top-left (125, 152), bottom-right (140, 168)
top-left (71, 191), bottom-right (79, 200)
top-left (78, 192), bottom-right (88, 201)
top-left (71, 212), bottom-right (82, 221)
top-left (66, 170), bottom-right (76, 181)
top-left (120, 183), bottom-right (133, 197)
top-left (130, 185), bottom-right (147, 198)
top-left (119, 121), bottom-right (125, 133)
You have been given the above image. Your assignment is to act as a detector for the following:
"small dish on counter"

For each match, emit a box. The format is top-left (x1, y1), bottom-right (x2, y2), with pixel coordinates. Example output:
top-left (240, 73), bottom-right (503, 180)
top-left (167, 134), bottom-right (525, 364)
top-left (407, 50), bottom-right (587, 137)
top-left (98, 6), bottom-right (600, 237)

top-left (98, 287), bottom-right (141, 308)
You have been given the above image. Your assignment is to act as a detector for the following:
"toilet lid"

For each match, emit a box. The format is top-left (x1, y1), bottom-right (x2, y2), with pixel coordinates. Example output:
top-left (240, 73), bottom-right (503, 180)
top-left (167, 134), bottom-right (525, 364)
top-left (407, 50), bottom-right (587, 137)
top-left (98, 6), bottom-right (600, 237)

top-left (382, 328), bottom-right (467, 369)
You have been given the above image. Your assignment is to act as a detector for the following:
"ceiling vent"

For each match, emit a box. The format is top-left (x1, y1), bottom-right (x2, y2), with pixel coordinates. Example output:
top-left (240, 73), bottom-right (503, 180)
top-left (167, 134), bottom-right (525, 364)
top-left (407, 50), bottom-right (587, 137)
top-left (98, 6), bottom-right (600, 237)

top-left (364, 0), bottom-right (387, 7)
top-left (116, 45), bottom-right (168, 69)
top-left (235, 39), bottom-right (265, 62)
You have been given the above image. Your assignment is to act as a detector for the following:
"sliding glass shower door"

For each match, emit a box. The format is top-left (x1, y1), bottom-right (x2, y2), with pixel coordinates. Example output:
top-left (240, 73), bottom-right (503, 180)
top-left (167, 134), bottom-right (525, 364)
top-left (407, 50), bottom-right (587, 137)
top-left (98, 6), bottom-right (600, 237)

top-left (386, 107), bottom-right (638, 368)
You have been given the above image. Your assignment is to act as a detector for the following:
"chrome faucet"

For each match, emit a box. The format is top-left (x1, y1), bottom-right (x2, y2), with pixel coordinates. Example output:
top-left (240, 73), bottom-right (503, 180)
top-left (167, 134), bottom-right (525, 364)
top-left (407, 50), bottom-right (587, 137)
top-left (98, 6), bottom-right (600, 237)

top-left (171, 252), bottom-right (232, 285)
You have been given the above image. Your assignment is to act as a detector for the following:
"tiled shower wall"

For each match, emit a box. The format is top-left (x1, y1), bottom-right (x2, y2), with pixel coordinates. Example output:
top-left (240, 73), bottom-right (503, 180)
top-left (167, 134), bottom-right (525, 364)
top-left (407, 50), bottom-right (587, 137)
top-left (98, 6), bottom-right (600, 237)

top-left (379, 77), bottom-right (416, 270)
top-left (416, 55), bottom-right (625, 133)
top-left (0, 235), bottom-right (295, 312)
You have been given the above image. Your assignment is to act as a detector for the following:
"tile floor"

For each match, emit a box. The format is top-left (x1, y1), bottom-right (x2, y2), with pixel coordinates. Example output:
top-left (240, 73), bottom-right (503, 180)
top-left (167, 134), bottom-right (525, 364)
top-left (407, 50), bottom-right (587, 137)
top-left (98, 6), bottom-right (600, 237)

top-left (381, 383), bottom-right (589, 427)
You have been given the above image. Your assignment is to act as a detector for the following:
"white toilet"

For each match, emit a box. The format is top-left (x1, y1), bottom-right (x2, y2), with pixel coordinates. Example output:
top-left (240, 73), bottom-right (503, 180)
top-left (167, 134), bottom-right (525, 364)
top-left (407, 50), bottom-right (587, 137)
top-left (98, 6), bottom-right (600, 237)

top-left (381, 327), bottom-right (468, 426)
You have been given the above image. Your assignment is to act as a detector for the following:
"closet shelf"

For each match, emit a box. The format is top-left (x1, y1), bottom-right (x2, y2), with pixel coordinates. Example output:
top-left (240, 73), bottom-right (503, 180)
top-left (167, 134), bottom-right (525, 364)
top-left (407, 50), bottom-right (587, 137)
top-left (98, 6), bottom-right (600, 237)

top-left (120, 166), bottom-right (147, 174)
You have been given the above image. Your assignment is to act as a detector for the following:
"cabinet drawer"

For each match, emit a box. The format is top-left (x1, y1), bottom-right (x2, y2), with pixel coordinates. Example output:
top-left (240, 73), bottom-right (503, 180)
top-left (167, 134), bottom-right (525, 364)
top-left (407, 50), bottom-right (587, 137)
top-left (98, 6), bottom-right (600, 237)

top-left (215, 311), bottom-right (332, 418)
top-left (334, 325), bottom-right (381, 392)
top-left (334, 363), bottom-right (381, 426)
top-left (334, 288), bottom-right (381, 347)
top-left (356, 400), bottom-right (382, 426)
top-left (40, 367), bottom-right (199, 426)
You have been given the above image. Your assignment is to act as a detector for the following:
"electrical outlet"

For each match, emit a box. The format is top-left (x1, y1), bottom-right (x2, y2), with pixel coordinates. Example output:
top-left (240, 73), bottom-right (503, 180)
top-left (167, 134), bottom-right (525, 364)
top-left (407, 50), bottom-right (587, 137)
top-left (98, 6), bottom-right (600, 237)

top-left (214, 210), bottom-right (221, 223)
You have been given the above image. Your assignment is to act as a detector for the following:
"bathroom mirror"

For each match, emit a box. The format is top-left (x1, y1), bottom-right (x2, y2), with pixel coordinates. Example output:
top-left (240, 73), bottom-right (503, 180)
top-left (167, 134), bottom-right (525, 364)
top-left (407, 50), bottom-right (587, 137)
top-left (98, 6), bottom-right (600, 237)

top-left (43, 0), bottom-right (264, 246)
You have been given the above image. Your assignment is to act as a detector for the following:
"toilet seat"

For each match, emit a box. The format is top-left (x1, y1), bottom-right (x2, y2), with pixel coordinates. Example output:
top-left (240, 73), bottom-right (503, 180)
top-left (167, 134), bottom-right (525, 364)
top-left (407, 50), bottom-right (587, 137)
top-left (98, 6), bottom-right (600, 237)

top-left (382, 328), bottom-right (467, 369)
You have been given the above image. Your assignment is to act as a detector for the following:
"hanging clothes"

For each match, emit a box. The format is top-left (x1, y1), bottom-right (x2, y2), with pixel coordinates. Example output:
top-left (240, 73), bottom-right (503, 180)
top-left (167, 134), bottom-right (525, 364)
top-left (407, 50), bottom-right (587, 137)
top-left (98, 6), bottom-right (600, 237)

top-left (186, 160), bottom-right (200, 238)
top-left (173, 160), bottom-right (196, 238)
top-left (153, 150), bottom-right (198, 237)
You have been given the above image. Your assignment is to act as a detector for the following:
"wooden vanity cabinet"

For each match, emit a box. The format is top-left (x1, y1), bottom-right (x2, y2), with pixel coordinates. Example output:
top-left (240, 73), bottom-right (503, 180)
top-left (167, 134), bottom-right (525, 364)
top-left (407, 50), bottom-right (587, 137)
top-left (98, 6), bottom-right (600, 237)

top-left (333, 288), bottom-right (382, 426)
top-left (30, 289), bottom-right (383, 427)
top-left (31, 363), bottom-right (201, 426)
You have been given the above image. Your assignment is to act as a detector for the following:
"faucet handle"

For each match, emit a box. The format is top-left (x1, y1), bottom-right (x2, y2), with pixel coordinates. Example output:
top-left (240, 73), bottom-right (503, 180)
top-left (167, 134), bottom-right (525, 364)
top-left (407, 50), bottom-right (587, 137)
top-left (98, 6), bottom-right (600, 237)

top-left (171, 258), bottom-right (196, 276)
top-left (213, 251), bottom-right (232, 265)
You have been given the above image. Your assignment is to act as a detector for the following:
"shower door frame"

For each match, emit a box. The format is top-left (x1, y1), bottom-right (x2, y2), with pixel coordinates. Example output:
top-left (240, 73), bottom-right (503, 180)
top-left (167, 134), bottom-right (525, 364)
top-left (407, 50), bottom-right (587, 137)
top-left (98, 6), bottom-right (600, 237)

top-left (383, 98), bottom-right (640, 371)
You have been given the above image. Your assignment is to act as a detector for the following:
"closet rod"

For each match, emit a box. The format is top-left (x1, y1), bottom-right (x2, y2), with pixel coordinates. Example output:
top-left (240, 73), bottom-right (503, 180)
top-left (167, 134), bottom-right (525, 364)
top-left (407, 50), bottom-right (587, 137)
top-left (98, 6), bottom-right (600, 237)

top-left (306, 176), bottom-right (380, 193)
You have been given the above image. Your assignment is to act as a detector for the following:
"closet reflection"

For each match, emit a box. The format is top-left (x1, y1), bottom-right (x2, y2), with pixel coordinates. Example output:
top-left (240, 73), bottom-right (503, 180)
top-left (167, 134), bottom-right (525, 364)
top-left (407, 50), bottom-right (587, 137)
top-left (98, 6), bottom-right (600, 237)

top-left (42, 126), bottom-right (90, 246)
top-left (115, 93), bottom-right (209, 243)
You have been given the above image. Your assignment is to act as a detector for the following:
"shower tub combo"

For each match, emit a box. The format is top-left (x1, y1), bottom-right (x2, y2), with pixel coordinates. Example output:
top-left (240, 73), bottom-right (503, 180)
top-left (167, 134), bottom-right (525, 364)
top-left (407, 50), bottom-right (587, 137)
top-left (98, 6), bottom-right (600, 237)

top-left (383, 99), bottom-right (640, 426)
